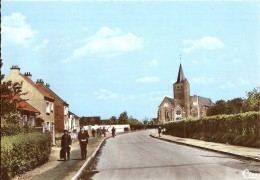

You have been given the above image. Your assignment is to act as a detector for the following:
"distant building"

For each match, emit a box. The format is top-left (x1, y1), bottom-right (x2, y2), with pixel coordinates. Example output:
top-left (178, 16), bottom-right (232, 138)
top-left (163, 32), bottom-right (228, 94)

top-left (80, 116), bottom-right (101, 126)
top-left (67, 111), bottom-right (80, 132)
top-left (158, 63), bottom-right (214, 124)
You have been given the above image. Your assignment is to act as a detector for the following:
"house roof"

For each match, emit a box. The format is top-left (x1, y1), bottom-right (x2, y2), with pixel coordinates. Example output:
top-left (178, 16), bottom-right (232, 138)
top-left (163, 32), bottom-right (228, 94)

top-left (69, 111), bottom-right (79, 118)
top-left (13, 95), bottom-right (40, 113)
top-left (20, 74), bottom-right (54, 101)
top-left (44, 85), bottom-right (68, 106)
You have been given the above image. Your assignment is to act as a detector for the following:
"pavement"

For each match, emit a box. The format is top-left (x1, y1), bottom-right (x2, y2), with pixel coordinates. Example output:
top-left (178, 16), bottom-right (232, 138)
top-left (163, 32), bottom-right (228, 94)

top-left (13, 131), bottom-right (260, 180)
top-left (13, 134), bottom-right (111, 180)
top-left (150, 133), bottom-right (260, 162)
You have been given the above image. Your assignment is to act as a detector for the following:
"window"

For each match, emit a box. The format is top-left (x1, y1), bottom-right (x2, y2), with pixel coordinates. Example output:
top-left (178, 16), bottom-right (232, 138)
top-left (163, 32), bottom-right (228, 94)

top-left (50, 102), bottom-right (54, 112)
top-left (29, 116), bottom-right (35, 127)
top-left (64, 106), bottom-right (69, 116)
top-left (22, 115), bottom-right (27, 126)
top-left (46, 101), bottom-right (51, 114)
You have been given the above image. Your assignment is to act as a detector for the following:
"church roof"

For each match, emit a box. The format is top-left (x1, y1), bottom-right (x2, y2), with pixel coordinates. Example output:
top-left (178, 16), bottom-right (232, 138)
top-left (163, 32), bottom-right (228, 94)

top-left (165, 97), bottom-right (175, 105)
top-left (197, 96), bottom-right (214, 107)
top-left (176, 63), bottom-right (186, 83)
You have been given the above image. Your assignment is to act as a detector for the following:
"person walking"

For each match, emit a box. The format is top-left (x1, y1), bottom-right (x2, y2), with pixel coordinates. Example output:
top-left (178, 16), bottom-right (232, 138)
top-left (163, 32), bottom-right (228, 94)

top-left (158, 126), bottom-right (162, 137)
top-left (102, 127), bottom-right (106, 137)
top-left (78, 127), bottom-right (89, 160)
top-left (111, 127), bottom-right (116, 137)
top-left (61, 130), bottom-right (72, 161)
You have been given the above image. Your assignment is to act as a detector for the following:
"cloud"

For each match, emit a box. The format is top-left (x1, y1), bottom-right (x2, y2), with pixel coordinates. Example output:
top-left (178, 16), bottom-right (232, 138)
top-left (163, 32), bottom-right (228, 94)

top-left (149, 59), bottom-right (158, 67)
top-left (183, 36), bottom-right (224, 53)
top-left (93, 88), bottom-right (118, 99)
top-left (220, 81), bottom-right (235, 89)
top-left (192, 77), bottom-right (214, 84)
top-left (2, 12), bottom-right (37, 47)
top-left (33, 39), bottom-right (49, 51)
top-left (136, 76), bottom-right (159, 83)
top-left (62, 26), bottom-right (144, 62)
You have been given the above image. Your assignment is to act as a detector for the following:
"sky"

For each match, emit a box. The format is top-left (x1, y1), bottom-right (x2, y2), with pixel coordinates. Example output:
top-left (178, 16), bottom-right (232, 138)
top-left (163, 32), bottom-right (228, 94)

top-left (2, 1), bottom-right (259, 120)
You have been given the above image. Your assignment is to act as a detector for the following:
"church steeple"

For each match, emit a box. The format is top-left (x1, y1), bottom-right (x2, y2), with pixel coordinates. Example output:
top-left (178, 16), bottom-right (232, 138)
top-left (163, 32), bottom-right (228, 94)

top-left (176, 63), bottom-right (186, 83)
top-left (173, 63), bottom-right (190, 117)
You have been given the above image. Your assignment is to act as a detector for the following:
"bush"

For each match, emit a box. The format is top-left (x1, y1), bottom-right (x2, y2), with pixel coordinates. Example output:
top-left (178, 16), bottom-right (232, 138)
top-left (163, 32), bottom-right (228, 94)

top-left (164, 111), bottom-right (260, 148)
top-left (1, 133), bottom-right (51, 179)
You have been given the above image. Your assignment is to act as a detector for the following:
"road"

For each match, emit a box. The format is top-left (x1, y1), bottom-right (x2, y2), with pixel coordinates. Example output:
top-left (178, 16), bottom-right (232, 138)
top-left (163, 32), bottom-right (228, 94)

top-left (90, 130), bottom-right (260, 180)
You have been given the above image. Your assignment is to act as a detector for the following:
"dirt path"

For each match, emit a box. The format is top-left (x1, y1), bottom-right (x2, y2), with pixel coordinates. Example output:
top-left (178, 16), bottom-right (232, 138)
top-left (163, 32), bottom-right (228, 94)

top-left (13, 136), bottom-right (107, 180)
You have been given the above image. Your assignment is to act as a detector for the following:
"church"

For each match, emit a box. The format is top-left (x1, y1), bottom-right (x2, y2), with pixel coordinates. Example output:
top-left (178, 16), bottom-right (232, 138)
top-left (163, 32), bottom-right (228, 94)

top-left (158, 63), bottom-right (214, 124)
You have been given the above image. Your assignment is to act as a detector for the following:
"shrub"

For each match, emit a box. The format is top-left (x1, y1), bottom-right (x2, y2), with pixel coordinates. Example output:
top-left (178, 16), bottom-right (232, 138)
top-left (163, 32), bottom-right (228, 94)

top-left (164, 111), bottom-right (260, 148)
top-left (1, 133), bottom-right (51, 179)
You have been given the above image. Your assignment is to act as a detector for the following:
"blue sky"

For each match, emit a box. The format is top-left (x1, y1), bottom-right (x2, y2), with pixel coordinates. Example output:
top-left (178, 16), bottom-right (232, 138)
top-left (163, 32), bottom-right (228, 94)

top-left (2, 1), bottom-right (259, 120)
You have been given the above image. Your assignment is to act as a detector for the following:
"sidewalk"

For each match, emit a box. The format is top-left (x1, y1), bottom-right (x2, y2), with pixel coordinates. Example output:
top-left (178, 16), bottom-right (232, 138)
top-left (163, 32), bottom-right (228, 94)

top-left (13, 134), bottom-right (111, 180)
top-left (150, 133), bottom-right (260, 162)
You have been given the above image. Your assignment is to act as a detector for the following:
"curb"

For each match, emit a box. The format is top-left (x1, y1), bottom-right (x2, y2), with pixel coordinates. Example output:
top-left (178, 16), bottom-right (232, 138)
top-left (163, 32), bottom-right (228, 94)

top-left (71, 137), bottom-right (110, 180)
top-left (150, 134), bottom-right (260, 163)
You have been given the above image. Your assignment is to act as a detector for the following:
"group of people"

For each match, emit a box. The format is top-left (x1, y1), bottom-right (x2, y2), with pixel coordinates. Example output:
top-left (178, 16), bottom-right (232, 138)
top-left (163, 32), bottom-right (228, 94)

top-left (91, 127), bottom-right (107, 137)
top-left (60, 126), bottom-right (115, 161)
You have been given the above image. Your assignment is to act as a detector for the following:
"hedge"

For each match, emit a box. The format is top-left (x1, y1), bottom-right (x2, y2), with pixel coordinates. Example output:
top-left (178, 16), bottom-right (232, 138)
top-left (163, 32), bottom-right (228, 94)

top-left (163, 111), bottom-right (260, 148)
top-left (1, 133), bottom-right (52, 179)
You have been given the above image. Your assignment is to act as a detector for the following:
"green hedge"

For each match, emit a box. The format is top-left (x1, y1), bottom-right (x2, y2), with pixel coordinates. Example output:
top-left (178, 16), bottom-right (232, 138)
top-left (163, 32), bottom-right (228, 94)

top-left (1, 133), bottom-right (52, 179)
top-left (164, 111), bottom-right (260, 148)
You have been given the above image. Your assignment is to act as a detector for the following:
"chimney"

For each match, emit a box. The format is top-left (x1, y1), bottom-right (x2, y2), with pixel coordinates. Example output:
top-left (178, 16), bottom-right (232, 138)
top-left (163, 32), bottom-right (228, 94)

top-left (36, 79), bottom-right (44, 85)
top-left (24, 72), bottom-right (32, 79)
top-left (45, 83), bottom-right (50, 88)
top-left (10, 65), bottom-right (20, 77)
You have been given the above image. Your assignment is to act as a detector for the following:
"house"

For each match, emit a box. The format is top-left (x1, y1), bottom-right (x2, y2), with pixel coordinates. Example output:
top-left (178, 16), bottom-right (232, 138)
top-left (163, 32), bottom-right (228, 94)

top-left (1, 95), bottom-right (40, 127)
top-left (66, 111), bottom-right (80, 132)
top-left (158, 63), bottom-right (214, 124)
top-left (35, 79), bottom-right (69, 133)
top-left (13, 95), bottom-right (41, 127)
top-left (4, 65), bottom-right (55, 131)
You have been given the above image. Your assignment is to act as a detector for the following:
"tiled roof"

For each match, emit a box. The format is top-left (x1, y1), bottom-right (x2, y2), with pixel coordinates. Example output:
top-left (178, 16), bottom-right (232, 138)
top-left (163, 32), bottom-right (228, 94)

top-left (36, 83), bottom-right (68, 106)
top-left (13, 95), bottom-right (40, 113)
top-left (44, 85), bottom-right (68, 105)
top-left (20, 74), bottom-right (54, 101)
top-left (198, 96), bottom-right (214, 107)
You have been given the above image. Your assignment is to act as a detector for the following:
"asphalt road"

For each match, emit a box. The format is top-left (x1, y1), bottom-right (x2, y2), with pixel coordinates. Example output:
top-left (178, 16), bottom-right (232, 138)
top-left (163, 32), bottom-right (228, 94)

top-left (90, 130), bottom-right (260, 180)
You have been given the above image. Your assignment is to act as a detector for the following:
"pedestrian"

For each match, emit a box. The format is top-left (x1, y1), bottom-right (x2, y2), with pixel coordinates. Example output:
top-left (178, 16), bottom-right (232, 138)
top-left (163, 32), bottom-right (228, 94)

top-left (78, 127), bottom-right (89, 160)
top-left (99, 127), bottom-right (102, 137)
top-left (102, 127), bottom-right (106, 137)
top-left (158, 126), bottom-right (162, 137)
top-left (97, 127), bottom-right (101, 137)
top-left (61, 129), bottom-right (72, 161)
top-left (92, 128), bottom-right (96, 137)
top-left (111, 127), bottom-right (116, 137)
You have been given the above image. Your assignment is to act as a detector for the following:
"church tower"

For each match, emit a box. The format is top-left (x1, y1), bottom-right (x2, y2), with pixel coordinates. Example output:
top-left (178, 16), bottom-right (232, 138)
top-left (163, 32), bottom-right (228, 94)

top-left (173, 63), bottom-right (190, 117)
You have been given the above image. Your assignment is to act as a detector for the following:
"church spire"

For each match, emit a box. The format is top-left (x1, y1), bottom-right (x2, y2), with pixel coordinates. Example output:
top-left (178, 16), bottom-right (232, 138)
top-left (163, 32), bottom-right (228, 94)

top-left (176, 63), bottom-right (186, 83)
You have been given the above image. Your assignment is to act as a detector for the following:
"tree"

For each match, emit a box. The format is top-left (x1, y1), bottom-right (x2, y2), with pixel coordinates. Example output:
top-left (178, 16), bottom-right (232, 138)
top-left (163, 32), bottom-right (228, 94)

top-left (208, 99), bottom-right (227, 116)
top-left (118, 111), bottom-right (128, 124)
top-left (226, 98), bottom-right (243, 114)
top-left (109, 116), bottom-right (118, 125)
top-left (243, 87), bottom-right (260, 112)
top-left (1, 75), bottom-right (27, 125)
